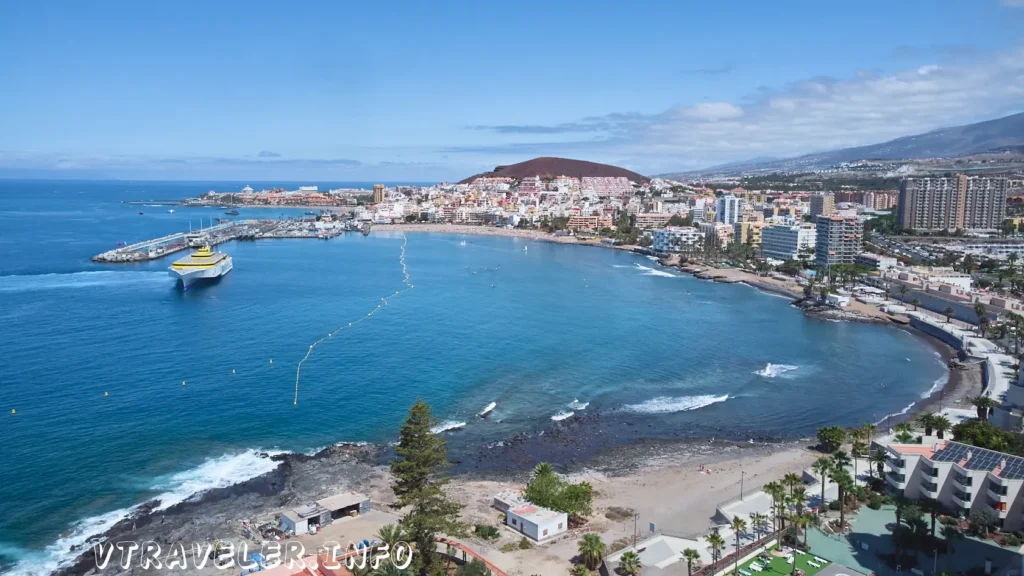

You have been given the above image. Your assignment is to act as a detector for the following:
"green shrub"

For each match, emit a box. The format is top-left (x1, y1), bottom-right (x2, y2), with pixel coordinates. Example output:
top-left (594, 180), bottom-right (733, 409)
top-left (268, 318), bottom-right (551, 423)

top-left (518, 537), bottom-right (533, 550)
top-left (474, 524), bottom-right (500, 540)
top-left (828, 500), bottom-right (842, 511)
top-left (499, 543), bottom-right (515, 553)
top-left (1003, 533), bottom-right (1023, 547)
top-left (868, 493), bottom-right (882, 510)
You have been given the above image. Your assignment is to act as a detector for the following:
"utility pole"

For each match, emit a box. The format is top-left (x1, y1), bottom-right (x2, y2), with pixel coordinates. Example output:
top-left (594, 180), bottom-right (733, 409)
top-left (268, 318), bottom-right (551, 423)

top-left (633, 513), bottom-right (639, 546)
top-left (741, 471), bottom-right (745, 501)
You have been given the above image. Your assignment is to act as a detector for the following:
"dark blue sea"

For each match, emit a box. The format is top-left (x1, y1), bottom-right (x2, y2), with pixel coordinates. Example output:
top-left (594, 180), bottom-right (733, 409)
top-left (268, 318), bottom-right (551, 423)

top-left (0, 180), bottom-right (946, 574)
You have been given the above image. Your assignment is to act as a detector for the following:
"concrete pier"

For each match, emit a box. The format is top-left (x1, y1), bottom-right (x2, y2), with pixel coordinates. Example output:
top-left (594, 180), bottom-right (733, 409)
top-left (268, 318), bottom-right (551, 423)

top-left (91, 219), bottom-right (347, 263)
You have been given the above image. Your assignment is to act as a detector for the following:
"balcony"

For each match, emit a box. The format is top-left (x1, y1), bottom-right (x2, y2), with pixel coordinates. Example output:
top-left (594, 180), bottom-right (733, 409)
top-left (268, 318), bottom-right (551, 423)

top-left (887, 471), bottom-right (907, 490)
top-left (989, 497), bottom-right (1009, 518)
top-left (887, 457), bottom-right (906, 471)
top-left (987, 484), bottom-right (1009, 502)
top-left (952, 473), bottom-right (973, 490)
top-left (952, 490), bottom-right (972, 508)
top-left (921, 480), bottom-right (939, 498)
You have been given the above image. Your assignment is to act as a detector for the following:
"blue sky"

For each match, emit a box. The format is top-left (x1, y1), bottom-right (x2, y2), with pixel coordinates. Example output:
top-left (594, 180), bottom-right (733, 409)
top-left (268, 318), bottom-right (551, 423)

top-left (1, 0), bottom-right (1022, 181)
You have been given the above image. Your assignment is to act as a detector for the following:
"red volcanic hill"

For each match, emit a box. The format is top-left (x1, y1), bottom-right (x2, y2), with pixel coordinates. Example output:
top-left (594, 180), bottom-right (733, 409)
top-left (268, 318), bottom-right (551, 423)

top-left (458, 157), bottom-right (649, 184)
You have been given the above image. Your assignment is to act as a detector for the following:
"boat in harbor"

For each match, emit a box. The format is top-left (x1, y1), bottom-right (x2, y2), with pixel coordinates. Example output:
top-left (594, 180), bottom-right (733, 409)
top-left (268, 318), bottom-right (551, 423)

top-left (360, 223), bottom-right (371, 236)
top-left (224, 209), bottom-right (240, 216)
top-left (479, 402), bottom-right (497, 418)
top-left (167, 209), bottom-right (175, 214)
top-left (168, 245), bottom-right (233, 289)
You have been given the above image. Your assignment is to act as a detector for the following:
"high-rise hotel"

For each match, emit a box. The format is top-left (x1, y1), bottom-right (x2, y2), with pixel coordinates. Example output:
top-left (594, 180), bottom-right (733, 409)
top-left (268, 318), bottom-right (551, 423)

top-left (897, 175), bottom-right (1008, 232)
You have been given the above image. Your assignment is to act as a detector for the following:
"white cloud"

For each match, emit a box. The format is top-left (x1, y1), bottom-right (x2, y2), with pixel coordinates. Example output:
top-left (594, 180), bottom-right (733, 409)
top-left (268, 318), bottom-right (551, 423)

top-left (464, 44), bottom-right (1024, 173)
top-left (675, 102), bottom-right (745, 121)
top-left (1001, 0), bottom-right (1024, 7)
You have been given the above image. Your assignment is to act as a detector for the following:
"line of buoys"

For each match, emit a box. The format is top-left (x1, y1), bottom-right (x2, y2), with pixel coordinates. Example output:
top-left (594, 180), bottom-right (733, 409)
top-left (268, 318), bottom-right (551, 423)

top-left (293, 234), bottom-right (413, 406)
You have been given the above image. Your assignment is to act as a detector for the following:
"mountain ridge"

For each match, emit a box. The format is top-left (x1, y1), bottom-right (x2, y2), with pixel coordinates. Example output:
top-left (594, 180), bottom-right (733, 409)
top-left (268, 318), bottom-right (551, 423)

top-left (657, 111), bottom-right (1024, 178)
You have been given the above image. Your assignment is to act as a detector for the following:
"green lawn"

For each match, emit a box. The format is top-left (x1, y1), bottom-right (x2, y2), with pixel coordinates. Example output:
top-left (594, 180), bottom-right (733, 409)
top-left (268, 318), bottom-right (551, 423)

top-left (731, 545), bottom-right (832, 576)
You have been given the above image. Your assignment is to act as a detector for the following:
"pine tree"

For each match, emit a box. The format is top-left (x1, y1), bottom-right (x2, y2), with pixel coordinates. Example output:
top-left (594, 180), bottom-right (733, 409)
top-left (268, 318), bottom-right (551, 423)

top-left (390, 400), bottom-right (466, 574)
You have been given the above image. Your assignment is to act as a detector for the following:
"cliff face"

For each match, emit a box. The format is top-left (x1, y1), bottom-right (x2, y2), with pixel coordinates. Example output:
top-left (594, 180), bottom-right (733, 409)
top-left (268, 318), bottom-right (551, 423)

top-left (459, 157), bottom-right (649, 184)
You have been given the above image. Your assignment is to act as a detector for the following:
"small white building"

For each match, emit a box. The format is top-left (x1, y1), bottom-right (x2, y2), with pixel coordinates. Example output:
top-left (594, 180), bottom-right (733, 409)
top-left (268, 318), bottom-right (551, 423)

top-left (505, 503), bottom-right (567, 542)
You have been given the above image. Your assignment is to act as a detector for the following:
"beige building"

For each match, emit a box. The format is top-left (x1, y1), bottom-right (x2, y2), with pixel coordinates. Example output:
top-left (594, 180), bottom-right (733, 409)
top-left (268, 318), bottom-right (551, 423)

top-left (809, 194), bottom-right (835, 218)
top-left (634, 213), bottom-right (673, 230)
top-left (897, 175), bottom-right (1008, 231)
top-left (733, 221), bottom-right (766, 246)
top-left (372, 184), bottom-right (386, 204)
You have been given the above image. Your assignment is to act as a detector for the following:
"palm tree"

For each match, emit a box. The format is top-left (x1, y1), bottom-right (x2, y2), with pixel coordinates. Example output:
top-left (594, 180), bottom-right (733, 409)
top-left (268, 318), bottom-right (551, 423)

top-left (578, 534), bottom-right (606, 570)
top-left (933, 415), bottom-right (952, 439)
top-left (375, 524), bottom-right (405, 552)
top-left (795, 513), bottom-right (812, 548)
top-left (832, 450), bottom-right (852, 475)
top-left (731, 516), bottom-right (747, 575)
top-left (898, 284), bottom-right (908, 302)
top-left (975, 301), bottom-right (990, 336)
top-left (749, 512), bottom-right (767, 542)
top-left (911, 297), bottom-right (921, 311)
top-left (916, 412), bottom-right (936, 436)
top-left (782, 472), bottom-right (803, 496)
top-left (705, 530), bottom-right (725, 571)
top-left (861, 422), bottom-right (877, 441)
top-left (851, 440), bottom-right (868, 483)
top-left (618, 551), bottom-right (642, 576)
top-left (683, 548), bottom-right (701, 576)
top-left (791, 487), bottom-right (807, 517)
top-left (941, 524), bottom-right (963, 554)
top-left (870, 447), bottom-right (887, 479)
top-left (832, 469), bottom-right (855, 530)
top-left (893, 495), bottom-right (908, 527)
top-left (970, 395), bottom-right (999, 420)
top-left (763, 481), bottom-right (784, 531)
top-left (570, 565), bottom-right (590, 576)
top-left (811, 456), bottom-right (832, 512)
top-left (893, 422), bottom-right (915, 443)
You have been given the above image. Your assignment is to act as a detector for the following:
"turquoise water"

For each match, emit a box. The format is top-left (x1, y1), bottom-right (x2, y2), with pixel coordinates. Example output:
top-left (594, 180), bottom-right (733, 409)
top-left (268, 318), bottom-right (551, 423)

top-left (0, 180), bottom-right (946, 574)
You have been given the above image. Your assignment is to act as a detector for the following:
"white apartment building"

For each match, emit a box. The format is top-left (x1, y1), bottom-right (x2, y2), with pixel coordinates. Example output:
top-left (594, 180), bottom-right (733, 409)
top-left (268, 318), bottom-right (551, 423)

top-left (715, 195), bottom-right (742, 225)
top-left (653, 226), bottom-right (703, 253)
top-left (881, 438), bottom-right (1024, 531)
top-left (761, 224), bottom-right (816, 261)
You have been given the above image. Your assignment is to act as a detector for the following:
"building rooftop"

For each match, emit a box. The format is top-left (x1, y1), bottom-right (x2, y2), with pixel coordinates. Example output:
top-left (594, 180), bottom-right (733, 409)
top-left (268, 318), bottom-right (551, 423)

top-left (932, 441), bottom-right (1024, 479)
top-left (316, 491), bottom-right (367, 511)
top-left (509, 503), bottom-right (565, 523)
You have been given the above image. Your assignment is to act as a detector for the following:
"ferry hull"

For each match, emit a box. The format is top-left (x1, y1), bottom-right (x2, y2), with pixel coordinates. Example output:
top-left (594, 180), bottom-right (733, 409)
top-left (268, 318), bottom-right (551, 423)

top-left (169, 257), bottom-right (233, 289)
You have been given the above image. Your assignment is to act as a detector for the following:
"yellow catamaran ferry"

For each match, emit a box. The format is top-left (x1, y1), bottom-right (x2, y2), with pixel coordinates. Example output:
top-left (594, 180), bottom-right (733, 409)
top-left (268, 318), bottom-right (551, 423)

top-left (168, 245), bottom-right (233, 289)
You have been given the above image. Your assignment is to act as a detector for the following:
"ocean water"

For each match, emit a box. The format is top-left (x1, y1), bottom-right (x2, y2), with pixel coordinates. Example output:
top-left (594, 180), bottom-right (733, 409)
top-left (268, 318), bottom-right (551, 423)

top-left (0, 180), bottom-right (946, 574)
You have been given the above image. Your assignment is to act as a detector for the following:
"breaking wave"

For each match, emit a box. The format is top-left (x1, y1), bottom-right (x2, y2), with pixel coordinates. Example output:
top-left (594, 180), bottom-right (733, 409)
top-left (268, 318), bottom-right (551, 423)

top-left (4, 449), bottom-right (282, 576)
top-left (551, 411), bottom-right (575, 421)
top-left (149, 449), bottom-right (283, 511)
top-left (754, 363), bottom-right (799, 378)
top-left (621, 394), bottom-right (729, 414)
top-left (568, 399), bottom-right (590, 410)
top-left (635, 264), bottom-right (676, 278)
top-left (431, 420), bottom-right (466, 434)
